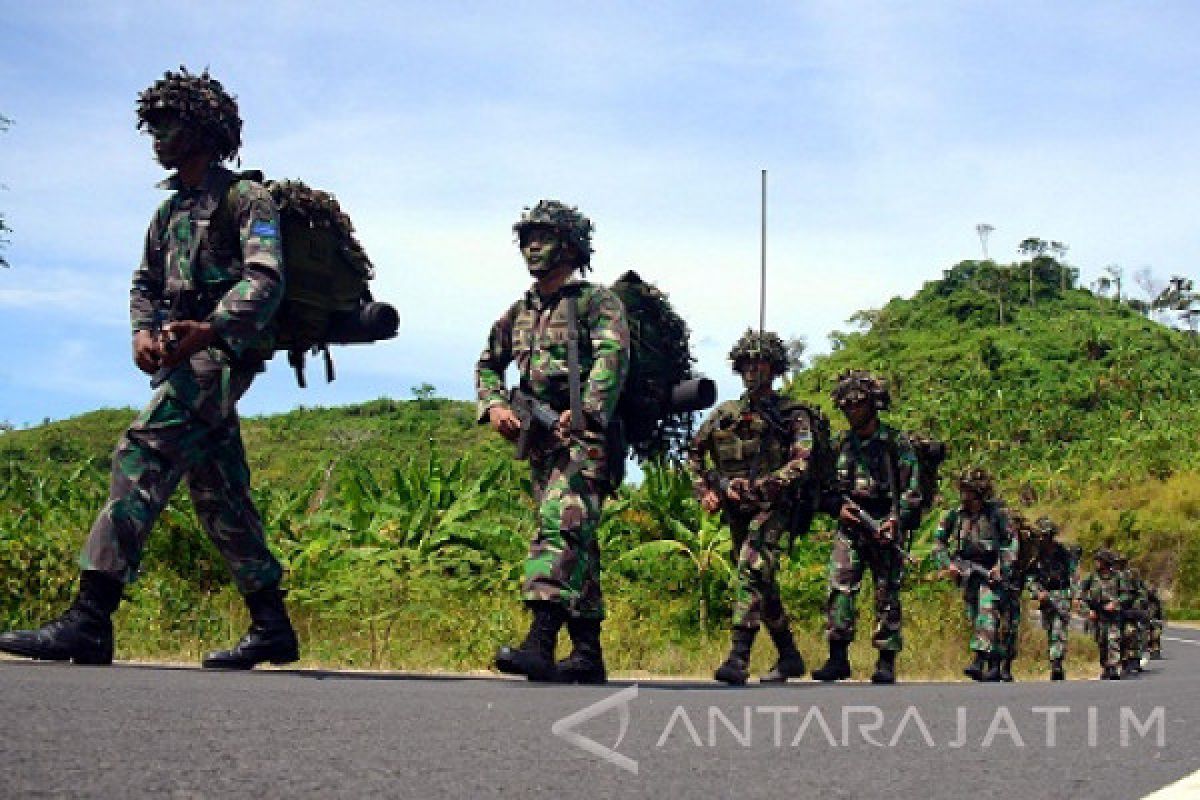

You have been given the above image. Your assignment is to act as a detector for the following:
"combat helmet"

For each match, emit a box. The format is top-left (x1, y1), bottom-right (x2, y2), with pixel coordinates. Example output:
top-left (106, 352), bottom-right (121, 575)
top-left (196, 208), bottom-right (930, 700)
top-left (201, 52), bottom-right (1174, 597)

top-left (830, 370), bottom-right (890, 411)
top-left (513, 200), bottom-right (594, 269)
top-left (728, 329), bottom-right (789, 375)
top-left (1093, 548), bottom-right (1115, 566)
top-left (1034, 516), bottom-right (1059, 538)
top-left (956, 467), bottom-right (994, 500)
top-left (136, 67), bottom-right (242, 163)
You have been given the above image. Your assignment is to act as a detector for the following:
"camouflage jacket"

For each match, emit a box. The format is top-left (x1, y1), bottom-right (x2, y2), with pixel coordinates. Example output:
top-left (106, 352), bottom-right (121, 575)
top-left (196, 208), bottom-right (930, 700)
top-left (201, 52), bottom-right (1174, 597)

top-left (932, 501), bottom-right (1017, 575)
top-left (821, 423), bottom-right (921, 528)
top-left (687, 391), bottom-right (815, 511)
top-left (1028, 541), bottom-right (1075, 594)
top-left (1079, 571), bottom-right (1124, 616)
top-left (131, 165), bottom-right (284, 360)
top-left (475, 279), bottom-right (630, 437)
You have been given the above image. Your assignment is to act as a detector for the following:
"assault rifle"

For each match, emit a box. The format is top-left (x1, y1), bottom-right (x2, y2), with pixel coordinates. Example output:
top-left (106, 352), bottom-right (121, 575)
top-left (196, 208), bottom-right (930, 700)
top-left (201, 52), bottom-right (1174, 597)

top-left (948, 556), bottom-right (1016, 592)
top-left (840, 496), bottom-right (916, 566)
top-left (509, 388), bottom-right (563, 461)
top-left (149, 300), bottom-right (179, 389)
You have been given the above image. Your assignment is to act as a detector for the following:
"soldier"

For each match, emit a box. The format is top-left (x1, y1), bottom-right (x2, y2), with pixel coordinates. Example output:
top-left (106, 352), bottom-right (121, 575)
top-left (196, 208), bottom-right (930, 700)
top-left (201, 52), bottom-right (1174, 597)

top-left (1026, 517), bottom-right (1075, 681)
top-left (995, 510), bottom-right (1039, 682)
top-left (0, 68), bottom-right (298, 669)
top-left (1113, 553), bottom-right (1144, 674)
top-left (812, 371), bottom-right (921, 684)
top-left (1146, 583), bottom-right (1164, 659)
top-left (476, 200), bottom-right (630, 684)
top-left (932, 468), bottom-right (1016, 683)
top-left (688, 330), bottom-right (818, 685)
top-left (1078, 549), bottom-right (1124, 680)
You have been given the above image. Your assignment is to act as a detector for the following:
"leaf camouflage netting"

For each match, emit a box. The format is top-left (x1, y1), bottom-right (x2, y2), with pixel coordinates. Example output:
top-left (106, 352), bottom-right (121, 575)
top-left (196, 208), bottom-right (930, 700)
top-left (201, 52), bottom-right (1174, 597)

top-left (267, 180), bottom-right (374, 279)
top-left (610, 270), bottom-right (698, 463)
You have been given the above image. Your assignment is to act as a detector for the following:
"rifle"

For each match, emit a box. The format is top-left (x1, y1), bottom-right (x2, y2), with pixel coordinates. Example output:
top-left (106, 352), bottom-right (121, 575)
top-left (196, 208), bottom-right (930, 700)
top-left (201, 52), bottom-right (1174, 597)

top-left (840, 496), bottom-right (916, 566)
top-left (508, 387), bottom-right (563, 461)
top-left (149, 299), bottom-right (179, 389)
top-left (948, 556), bottom-right (1015, 592)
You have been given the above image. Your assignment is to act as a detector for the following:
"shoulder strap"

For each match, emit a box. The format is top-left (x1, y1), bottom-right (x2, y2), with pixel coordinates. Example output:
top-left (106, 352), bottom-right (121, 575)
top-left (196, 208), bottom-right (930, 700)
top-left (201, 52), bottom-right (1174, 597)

top-left (563, 284), bottom-right (584, 433)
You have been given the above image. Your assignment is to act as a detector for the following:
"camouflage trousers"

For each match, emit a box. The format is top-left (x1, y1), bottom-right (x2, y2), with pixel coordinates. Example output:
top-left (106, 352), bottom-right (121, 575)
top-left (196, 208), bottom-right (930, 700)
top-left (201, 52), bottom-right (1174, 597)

top-left (523, 445), bottom-right (610, 619)
top-left (825, 527), bottom-right (903, 651)
top-left (1094, 616), bottom-right (1122, 668)
top-left (1036, 592), bottom-right (1072, 661)
top-left (81, 351), bottom-right (282, 595)
top-left (1148, 619), bottom-right (1163, 654)
top-left (1121, 616), bottom-right (1145, 662)
top-left (728, 506), bottom-right (790, 630)
top-left (963, 574), bottom-right (1006, 656)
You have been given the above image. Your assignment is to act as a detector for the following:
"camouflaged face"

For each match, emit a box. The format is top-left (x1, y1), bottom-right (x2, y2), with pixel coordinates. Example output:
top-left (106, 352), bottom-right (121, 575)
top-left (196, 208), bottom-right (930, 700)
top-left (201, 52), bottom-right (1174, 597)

top-left (137, 67), bottom-right (242, 162)
top-left (957, 466), bottom-right (994, 500)
top-left (513, 200), bottom-right (594, 268)
top-left (728, 329), bottom-right (788, 375)
top-left (830, 370), bottom-right (890, 411)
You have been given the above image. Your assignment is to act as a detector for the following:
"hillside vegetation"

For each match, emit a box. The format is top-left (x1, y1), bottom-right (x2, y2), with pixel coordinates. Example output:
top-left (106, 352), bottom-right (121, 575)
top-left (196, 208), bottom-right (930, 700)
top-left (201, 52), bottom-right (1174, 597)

top-left (1, 258), bottom-right (1196, 677)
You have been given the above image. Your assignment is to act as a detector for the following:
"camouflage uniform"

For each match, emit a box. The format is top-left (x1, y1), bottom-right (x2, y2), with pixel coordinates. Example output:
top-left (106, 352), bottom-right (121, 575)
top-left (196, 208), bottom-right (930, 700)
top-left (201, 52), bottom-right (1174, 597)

top-left (1147, 585), bottom-right (1164, 658)
top-left (82, 165), bottom-right (285, 594)
top-left (1079, 555), bottom-right (1125, 676)
top-left (689, 393), bottom-right (816, 630)
top-left (476, 281), bottom-right (630, 619)
top-left (1028, 538), bottom-right (1076, 663)
top-left (999, 517), bottom-right (1038, 667)
top-left (822, 425), bottom-right (921, 652)
top-left (933, 501), bottom-right (1017, 656)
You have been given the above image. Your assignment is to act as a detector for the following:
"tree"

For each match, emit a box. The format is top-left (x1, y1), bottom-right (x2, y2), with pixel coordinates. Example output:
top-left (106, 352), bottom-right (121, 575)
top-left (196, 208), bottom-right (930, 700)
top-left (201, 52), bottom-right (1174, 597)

top-left (1017, 237), bottom-right (1050, 305)
top-left (410, 382), bottom-right (437, 408)
top-left (1095, 265), bottom-right (1124, 304)
top-left (785, 335), bottom-right (808, 373)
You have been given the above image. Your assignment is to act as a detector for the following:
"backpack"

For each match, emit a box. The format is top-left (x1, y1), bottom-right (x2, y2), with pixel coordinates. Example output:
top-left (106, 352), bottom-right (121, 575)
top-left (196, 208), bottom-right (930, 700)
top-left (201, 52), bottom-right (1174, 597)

top-left (607, 270), bottom-right (715, 463)
top-left (907, 433), bottom-right (947, 512)
top-left (212, 172), bottom-right (398, 386)
top-left (787, 401), bottom-right (834, 538)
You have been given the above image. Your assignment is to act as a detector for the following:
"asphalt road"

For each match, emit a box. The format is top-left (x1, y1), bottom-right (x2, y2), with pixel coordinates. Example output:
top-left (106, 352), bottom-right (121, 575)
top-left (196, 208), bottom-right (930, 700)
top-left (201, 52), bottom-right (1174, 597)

top-left (2, 627), bottom-right (1198, 799)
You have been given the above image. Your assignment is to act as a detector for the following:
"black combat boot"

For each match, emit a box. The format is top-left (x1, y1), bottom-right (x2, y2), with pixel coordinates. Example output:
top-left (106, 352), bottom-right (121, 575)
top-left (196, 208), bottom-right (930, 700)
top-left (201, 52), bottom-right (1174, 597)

top-left (981, 654), bottom-right (1002, 682)
top-left (870, 649), bottom-right (897, 684)
top-left (963, 652), bottom-right (986, 681)
top-left (812, 639), bottom-right (852, 682)
top-left (761, 624), bottom-right (806, 683)
top-left (554, 617), bottom-right (607, 685)
top-left (1050, 659), bottom-right (1065, 681)
top-left (0, 571), bottom-right (122, 665)
top-left (495, 601), bottom-right (565, 682)
top-left (999, 656), bottom-right (1015, 683)
top-left (203, 587), bottom-right (299, 669)
top-left (714, 626), bottom-right (757, 686)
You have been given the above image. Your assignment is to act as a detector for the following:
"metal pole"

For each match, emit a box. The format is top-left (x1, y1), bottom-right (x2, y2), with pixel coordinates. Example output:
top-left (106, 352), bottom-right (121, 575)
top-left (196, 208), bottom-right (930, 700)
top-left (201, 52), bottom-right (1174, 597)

top-left (760, 169), bottom-right (767, 334)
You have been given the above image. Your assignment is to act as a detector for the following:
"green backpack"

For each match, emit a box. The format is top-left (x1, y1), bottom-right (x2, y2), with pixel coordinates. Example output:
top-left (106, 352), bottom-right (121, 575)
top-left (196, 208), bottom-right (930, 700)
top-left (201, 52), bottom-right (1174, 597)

top-left (608, 270), bottom-right (714, 463)
top-left (212, 172), bottom-right (398, 386)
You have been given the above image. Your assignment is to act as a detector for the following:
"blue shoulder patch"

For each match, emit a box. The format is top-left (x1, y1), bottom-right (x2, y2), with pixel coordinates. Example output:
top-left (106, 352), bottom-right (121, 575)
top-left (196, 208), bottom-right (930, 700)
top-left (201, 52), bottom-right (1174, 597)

top-left (250, 220), bottom-right (279, 238)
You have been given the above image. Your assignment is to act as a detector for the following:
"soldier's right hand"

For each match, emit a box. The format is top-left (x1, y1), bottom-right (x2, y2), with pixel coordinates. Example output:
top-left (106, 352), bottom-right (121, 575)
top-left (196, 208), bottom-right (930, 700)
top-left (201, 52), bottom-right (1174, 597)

top-left (944, 563), bottom-right (962, 580)
top-left (133, 329), bottom-right (162, 374)
top-left (700, 490), bottom-right (722, 513)
top-left (488, 405), bottom-right (521, 441)
top-left (838, 504), bottom-right (861, 527)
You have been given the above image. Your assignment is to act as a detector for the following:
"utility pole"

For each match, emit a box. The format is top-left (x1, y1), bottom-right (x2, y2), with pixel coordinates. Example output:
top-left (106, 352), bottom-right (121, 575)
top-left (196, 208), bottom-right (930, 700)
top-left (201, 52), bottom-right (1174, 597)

top-left (760, 169), bottom-right (767, 334)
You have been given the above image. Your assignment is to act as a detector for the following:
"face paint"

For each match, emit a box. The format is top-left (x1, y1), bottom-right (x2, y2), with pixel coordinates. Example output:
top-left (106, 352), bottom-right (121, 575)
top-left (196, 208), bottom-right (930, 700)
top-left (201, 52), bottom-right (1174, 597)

top-left (520, 227), bottom-right (568, 277)
top-left (149, 119), bottom-right (195, 169)
top-left (738, 360), bottom-right (773, 393)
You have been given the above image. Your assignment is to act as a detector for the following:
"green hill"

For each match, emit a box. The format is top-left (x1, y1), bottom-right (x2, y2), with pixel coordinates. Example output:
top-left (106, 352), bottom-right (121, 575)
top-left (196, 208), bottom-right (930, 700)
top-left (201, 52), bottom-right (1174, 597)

top-left (787, 258), bottom-right (1200, 604)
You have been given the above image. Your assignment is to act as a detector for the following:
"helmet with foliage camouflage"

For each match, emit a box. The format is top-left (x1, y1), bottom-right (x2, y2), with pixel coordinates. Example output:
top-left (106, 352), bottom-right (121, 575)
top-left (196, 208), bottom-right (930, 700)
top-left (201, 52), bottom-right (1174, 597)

top-left (956, 466), bottom-right (994, 500)
top-left (1094, 548), bottom-right (1115, 565)
top-left (1034, 516), bottom-right (1059, 538)
top-left (136, 67), bottom-right (242, 163)
top-left (728, 329), bottom-right (788, 375)
top-left (513, 200), bottom-right (594, 269)
top-left (1113, 552), bottom-right (1128, 568)
top-left (830, 370), bottom-right (890, 411)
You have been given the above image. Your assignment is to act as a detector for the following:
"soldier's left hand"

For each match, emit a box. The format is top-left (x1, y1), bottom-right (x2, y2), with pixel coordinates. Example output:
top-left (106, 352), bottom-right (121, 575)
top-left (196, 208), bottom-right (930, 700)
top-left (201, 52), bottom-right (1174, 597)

top-left (989, 565), bottom-right (1002, 583)
top-left (877, 517), bottom-right (898, 543)
top-left (161, 320), bottom-right (216, 367)
top-left (556, 410), bottom-right (578, 441)
top-left (727, 478), bottom-right (751, 502)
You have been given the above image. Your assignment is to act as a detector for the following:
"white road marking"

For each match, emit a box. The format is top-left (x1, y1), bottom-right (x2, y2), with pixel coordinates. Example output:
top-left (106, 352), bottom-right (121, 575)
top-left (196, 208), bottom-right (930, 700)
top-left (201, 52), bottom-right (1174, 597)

top-left (1162, 636), bottom-right (1200, 646)
top-left (1141, 767), bottom-right (1200, 799)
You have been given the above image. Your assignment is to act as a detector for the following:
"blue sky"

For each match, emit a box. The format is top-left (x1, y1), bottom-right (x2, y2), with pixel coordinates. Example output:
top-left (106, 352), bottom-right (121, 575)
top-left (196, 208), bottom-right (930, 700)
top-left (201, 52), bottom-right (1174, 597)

top-left (1, 2), bottom-right (1197, 427)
